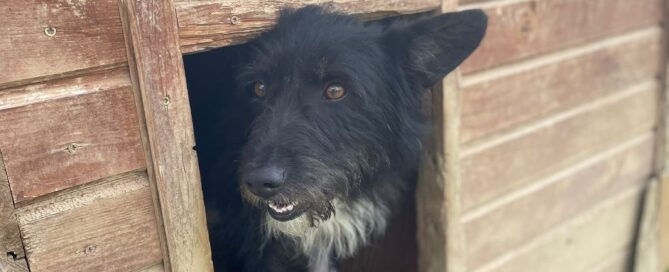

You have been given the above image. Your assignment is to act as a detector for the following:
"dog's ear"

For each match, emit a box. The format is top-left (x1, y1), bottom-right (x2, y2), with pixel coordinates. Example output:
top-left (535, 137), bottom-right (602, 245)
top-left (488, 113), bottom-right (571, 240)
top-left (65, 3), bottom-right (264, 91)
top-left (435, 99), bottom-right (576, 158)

top-left (384, 10), bottom-right (487, 88)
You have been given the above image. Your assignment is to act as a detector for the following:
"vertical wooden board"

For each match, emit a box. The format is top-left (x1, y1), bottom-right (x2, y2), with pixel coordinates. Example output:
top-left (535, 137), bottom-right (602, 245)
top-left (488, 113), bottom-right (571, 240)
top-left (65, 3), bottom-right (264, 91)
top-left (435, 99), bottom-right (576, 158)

top-left (473, 187), bottom-right (643, 272)
top-left (460, 84), bottom-right (658, 211)
top-left (0, 69), bottom-right (145, 202)
top-left (461, 27), bottom-right (663, 143)
top-left (463, 135), bottom-right (654, 269)
top-left (660, 173), bottom-right (669, 271)
top-left (120, 0), bottom-right (213, 270)
top-left (591, 249), bottom-right (634, 272)
top-left (16, 171), bottom-right (163, 272)
top-left (0, 0), bottom-right (127, 87)
top-left (0, 151), bottom-right (28, 272)
top-left (460, 0), bottom-right (664, 73)
top-left (174, 0), bottom-right (440, 53)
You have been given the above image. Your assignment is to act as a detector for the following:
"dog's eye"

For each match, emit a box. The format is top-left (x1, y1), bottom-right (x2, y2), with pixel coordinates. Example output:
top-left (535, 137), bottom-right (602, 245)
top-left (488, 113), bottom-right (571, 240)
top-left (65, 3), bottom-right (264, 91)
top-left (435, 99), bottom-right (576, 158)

top-left (324, 84), bottom-right (346, 100)
top-left (254, 82), bottom-right (267, 97)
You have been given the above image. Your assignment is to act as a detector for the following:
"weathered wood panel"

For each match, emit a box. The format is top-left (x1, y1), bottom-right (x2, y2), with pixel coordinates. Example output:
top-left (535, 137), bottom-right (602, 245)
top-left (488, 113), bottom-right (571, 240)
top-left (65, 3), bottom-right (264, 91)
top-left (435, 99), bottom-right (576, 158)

top-left (463, 134), bottom-right (654, 269)
top-left (472, 186), bottom-right (643, 272)
top-left (460, 0), bottom-right (664, 73)
top-left (460, 83), bottom-right (658, 210)
top-left (0, 152), bottom-right (29, 272)
top-left (0, 0), bottom-right (127, 87)
top-left (461, 27), bottom-right (663, 143)
top-left (120, 0), bottom-right (213, 270)
top-left (0, 69), bottom-right (145, 202)
top-left (175, 0), bottom-right (440, 53)
top-left (16, 171), bottom-right (162, 272)
top-left (591, 248), bottom-right (633, 272)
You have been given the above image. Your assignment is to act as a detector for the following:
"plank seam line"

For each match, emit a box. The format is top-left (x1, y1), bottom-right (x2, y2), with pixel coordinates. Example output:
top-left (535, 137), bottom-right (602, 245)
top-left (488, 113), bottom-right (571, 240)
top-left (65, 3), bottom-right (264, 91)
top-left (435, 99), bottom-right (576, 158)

top-left (469, 185), bottom-right (644, 272)
top-left (461, 26), bottom-right (662, 87)
top-left (460, 80), bottom-right (657, 158)
top-left (0, 63), bottom-right (127, 92)
top-left (461, 132), bottom-right (653, 223)
top-left (15, 171), bottom-right (149, 224)
top-left (459, 0), bottom-right (533, 10)
top-left (590, 246), bottom-right (633, 272)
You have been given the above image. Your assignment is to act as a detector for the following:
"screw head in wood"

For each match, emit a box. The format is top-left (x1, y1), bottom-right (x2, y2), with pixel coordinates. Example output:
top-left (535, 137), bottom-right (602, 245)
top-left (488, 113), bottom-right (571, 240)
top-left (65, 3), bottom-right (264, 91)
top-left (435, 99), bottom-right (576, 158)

top-left (230, 16), bottom-right (241, 25)
top-left (44, 26), bottom-right (57, 37)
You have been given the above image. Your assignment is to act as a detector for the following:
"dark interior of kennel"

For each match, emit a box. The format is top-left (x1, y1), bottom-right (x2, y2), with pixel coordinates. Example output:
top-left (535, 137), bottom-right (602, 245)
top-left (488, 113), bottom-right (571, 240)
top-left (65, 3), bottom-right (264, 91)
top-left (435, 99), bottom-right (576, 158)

top-left (184, 40), bottom-right (418, 272)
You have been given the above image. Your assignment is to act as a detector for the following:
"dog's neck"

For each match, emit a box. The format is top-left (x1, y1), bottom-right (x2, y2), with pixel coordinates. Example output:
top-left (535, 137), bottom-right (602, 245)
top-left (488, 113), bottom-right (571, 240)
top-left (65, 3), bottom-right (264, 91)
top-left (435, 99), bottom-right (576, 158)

top-left (263, 196), bottom-right (390, 266)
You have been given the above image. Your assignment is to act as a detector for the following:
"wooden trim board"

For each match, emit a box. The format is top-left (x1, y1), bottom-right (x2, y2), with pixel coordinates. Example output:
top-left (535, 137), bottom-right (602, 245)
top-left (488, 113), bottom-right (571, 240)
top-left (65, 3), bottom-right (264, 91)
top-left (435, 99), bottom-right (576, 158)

top-left (119, 0), bottom-right (213, 271)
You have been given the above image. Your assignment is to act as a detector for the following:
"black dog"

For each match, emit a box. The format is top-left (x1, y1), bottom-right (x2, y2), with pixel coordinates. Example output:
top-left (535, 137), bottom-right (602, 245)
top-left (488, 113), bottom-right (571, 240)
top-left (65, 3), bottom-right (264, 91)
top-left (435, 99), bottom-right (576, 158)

top-left (188, 6), bottom-right (486, 272)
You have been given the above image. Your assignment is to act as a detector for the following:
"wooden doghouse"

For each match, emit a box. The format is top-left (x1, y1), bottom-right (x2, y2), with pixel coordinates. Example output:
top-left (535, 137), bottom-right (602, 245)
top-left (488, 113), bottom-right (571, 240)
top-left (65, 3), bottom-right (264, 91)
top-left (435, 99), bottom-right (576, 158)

top-left (1, 0), bottom-right (668, 272)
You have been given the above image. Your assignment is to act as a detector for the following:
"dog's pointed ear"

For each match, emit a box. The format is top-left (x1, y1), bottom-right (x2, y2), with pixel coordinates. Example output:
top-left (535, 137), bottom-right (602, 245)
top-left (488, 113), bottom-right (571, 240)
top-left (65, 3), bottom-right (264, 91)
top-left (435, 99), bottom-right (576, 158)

top-left (384, 10), bottom-right (487, 88)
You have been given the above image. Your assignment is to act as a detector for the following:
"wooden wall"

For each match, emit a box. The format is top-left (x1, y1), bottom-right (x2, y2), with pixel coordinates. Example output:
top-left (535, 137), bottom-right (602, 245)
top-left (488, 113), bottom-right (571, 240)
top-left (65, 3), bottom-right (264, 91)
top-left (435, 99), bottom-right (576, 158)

top-left (455, 0), bottom-right (666, 271)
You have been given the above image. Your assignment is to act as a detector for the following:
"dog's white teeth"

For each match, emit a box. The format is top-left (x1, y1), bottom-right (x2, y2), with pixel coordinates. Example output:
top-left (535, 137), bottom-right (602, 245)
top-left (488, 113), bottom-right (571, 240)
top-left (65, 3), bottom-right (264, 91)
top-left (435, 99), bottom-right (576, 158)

top-left (286, 204), bottom-right (294, 211)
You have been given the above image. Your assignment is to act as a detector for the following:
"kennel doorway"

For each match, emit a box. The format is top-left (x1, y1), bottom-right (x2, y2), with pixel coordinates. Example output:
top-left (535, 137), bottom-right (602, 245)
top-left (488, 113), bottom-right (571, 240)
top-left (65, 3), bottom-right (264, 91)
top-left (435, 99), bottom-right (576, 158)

top-left (2, 0), bottom-right (667, 271)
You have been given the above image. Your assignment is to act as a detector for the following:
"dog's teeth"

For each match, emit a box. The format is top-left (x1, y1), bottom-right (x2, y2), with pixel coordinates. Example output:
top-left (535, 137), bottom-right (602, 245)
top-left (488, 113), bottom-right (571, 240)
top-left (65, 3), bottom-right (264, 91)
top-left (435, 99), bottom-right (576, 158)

top-left (286, 204), bottom-right (294, 211)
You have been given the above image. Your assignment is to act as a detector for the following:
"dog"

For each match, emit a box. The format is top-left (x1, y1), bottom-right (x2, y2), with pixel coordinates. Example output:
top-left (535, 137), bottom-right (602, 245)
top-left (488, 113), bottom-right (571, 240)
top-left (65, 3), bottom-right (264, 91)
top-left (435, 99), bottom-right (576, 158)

top-left (188, 5), bottom-right (487, 272)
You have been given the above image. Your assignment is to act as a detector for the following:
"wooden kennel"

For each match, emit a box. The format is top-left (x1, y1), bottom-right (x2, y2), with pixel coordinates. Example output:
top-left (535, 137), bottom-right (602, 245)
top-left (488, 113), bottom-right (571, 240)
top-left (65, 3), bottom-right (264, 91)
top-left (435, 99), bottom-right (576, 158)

top-left (1, 0), bottom-right (668, 272)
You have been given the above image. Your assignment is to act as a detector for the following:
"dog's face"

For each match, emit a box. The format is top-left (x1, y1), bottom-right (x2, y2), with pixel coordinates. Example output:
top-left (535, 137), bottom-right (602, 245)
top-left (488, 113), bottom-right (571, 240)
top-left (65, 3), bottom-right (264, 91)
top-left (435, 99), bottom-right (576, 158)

top-left (237, 6), bottom-right (487, 224)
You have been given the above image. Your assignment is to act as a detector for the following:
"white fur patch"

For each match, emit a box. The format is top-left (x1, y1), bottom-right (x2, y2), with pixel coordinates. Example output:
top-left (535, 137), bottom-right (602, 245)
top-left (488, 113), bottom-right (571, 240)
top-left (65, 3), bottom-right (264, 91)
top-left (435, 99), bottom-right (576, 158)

top-left (263, 198), bottom-right (389, 265)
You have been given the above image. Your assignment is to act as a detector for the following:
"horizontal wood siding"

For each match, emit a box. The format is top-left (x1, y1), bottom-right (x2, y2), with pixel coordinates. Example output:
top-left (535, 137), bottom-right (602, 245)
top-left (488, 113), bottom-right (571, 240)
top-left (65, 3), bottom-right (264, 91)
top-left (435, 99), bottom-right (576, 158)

top-left (460, 0), bottom-right (664, 73)
top-left (0, 0), bottom-right (127, 87)
top-left (0, 68), bottom-right (145, 203)
top-left (457, 0), bottom-right (664, 270)
top-left (16, 171), bottom-right (163, 272)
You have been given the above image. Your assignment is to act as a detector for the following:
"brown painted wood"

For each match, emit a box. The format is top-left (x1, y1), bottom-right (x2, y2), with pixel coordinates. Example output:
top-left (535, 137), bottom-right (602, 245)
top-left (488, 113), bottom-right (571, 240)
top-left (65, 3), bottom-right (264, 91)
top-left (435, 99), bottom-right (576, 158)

top-left (460, 83), bottom-right (658, 211)
top-left (460, 0), bottom-right (664, 73)
top-left (460, 27), bottom-right (664, 144)
top-left (463, 135), bottom-right (654, 269)
top-left (0, 68), bottom-right (145, 203)
top-left (175, 0), bottom-right (440, 53)
top-left (15, 170), bottom-right (163, 272)
top-left (415, 2), bottom-right (465, 271)
top-left (481, 186), bottom-right (644, 272)
top-left (0, 0), bottom-right (127, 87)
top-left (119, 0), bottom-right (213, 271)
top-left (0, 151), bottom-right (28, 272)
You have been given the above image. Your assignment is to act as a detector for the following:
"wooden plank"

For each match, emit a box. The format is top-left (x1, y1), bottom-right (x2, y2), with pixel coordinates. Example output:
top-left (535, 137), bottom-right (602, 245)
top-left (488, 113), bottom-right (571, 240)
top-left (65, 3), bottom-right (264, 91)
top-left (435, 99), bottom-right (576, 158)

top-left (460, 83), bottom-right (658, 211)
top-left (460, 0), bottom-right (664, 73)
top-left (0, 151), bottom-right (29, 272)
top-left (175, 0), bottom-right (440, 53)
top-left (471, 186), bottom-right (643, 272)
top-left (460, 27), bottom-right (664, 143)
top-left (0, 68), bottom-right (145, 203)
top-left (416, 1), bottom-right (462, 271)
top-left (463, 134), bottom-right (654, 269)
top-left (16, 170), bottom-right (163, 272)
top-left (119, 0), bottom-right (213, 271)
top-left (660, 173), bottom-right (669, 272)
top-left (591, 248), bottom-right (633, 272)
top-left (634, 179), bottom-right (661, 272)
top-left (0, 0), bottom-right (127, 87)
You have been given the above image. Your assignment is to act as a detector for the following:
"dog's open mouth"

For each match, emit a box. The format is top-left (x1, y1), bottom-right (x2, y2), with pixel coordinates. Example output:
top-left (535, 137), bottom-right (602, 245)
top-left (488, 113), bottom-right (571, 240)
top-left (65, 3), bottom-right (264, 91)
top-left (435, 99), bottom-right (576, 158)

top-left (267, 201), bottom-right (308, 221)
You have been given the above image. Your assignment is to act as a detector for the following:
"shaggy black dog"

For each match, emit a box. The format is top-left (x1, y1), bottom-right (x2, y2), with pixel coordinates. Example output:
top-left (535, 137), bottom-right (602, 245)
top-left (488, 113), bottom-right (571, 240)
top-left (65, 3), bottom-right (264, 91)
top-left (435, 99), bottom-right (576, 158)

top-left (187, 6), bottom-right (486, 272)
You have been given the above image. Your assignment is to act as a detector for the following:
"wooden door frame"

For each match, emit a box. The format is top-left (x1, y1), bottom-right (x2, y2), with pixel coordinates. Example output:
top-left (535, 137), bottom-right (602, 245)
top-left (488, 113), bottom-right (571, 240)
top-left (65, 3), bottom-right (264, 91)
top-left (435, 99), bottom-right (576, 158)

top-left (119, 0), bottom-right (213, 271)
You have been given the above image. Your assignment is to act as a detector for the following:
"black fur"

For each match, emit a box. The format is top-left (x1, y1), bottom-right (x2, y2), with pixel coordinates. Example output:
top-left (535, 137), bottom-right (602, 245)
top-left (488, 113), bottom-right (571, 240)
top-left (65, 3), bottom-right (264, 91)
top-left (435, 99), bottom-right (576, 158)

top-left (187, 6), bottom-right (486, 272)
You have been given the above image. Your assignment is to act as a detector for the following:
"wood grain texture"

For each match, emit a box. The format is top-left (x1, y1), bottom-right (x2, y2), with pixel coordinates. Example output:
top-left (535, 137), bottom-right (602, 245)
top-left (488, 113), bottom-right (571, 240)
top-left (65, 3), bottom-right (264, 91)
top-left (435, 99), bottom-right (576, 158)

top-left (175, 0), bottom-right (440, 53)
top-left (460, 27), bottom-right (664, 144)
top-left (0, 0), bottom-right (127, 87)
top-left (660, 172), bottom-right (669, 272)
top-left (120, 0), bottom-right (213, 271)
top-left (472, 186), bottom-right (644, 272)
top-left (463, 134), bottom-right (654, 269)
top-left (633, 179), bottom-right (661, 272)
top-left (460, 0), bottom-right (664, 73)
top-left (460, 82), bottom-right (659, 211)
top-left (16, 170), bottom-right (163, 272)
top-left (0, 68), bottom-right (145, 202)
top-left (0, 151), bottom-right (28, 272)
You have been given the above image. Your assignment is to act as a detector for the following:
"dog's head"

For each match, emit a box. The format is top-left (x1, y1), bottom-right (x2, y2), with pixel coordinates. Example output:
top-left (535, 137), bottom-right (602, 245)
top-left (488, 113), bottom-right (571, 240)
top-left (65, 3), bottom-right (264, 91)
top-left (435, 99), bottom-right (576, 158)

top-left (237, 6), bottom-right (486, 224)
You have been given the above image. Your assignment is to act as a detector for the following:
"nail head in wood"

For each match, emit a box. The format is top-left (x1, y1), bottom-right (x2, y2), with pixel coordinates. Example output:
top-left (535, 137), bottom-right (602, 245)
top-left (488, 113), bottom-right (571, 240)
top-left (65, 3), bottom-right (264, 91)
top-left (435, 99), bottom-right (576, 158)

top-left (44, 26), bottom-right (56, 37)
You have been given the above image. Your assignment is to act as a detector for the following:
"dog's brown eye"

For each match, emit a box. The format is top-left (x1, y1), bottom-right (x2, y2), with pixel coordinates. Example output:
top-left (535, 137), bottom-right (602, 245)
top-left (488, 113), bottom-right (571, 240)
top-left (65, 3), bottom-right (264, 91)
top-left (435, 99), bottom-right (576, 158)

top-left (324, 84), bottom-right (346, 100)
top-left (254, 82), bottom-right (266, 97)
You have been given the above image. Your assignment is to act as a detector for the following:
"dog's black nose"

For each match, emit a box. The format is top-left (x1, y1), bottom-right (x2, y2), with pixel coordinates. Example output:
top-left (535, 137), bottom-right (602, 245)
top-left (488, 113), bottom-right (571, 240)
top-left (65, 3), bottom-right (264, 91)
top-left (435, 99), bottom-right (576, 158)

top-left (245, 166), bottom-right (285, 198)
